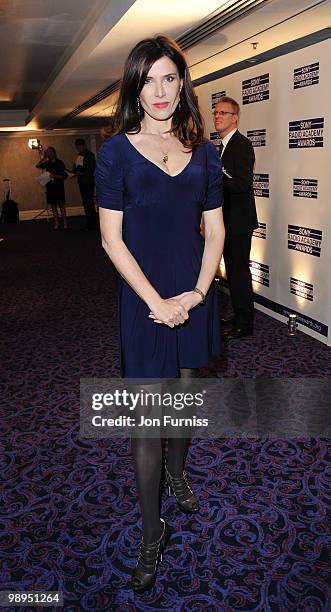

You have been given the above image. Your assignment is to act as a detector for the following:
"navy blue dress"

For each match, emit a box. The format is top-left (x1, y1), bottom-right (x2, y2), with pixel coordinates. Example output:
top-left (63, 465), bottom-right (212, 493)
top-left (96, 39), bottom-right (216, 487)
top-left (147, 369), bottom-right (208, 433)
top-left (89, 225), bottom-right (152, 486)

top-left (95, 134), bottom-right (223, 378)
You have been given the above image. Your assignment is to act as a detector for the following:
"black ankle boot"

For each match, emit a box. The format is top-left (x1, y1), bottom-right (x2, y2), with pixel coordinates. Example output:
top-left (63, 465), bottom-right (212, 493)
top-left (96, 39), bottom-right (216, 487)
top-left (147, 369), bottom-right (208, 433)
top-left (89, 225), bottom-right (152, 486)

top-left (165, 465), bottom-right (199, 514)
top-left (131, 519), bottom-right (171, 594)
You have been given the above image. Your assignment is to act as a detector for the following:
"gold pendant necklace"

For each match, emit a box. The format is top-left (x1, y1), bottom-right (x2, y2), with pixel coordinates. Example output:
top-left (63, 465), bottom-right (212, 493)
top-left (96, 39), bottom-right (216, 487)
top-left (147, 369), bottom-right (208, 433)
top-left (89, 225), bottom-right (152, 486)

top-left (160, 137), bottom-right (170, 164)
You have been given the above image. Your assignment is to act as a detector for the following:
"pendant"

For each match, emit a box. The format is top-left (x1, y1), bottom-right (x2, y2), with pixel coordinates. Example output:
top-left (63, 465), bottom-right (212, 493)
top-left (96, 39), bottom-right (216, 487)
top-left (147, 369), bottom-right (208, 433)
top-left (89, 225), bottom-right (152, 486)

top-left (162, 153), bottom-right (168, 164)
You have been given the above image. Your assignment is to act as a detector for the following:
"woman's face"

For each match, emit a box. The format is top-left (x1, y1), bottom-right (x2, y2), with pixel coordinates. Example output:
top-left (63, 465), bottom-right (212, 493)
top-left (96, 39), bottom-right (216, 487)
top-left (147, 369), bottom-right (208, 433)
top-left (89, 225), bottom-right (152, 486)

top-left (139, 56), bottom-right (182, 121)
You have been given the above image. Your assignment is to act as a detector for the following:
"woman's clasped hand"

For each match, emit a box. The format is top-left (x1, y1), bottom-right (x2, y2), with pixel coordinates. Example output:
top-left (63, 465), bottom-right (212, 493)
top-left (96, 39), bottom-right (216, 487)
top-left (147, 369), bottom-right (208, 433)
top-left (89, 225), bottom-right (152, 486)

top-left (148, 290), bottom-right (203, 327)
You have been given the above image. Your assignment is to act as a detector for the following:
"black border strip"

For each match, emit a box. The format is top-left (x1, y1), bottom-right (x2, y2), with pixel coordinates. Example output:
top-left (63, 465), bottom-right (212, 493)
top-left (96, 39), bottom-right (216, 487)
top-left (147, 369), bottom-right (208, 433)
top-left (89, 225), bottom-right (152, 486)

top-left (254, 293), bottom-right (328, 337)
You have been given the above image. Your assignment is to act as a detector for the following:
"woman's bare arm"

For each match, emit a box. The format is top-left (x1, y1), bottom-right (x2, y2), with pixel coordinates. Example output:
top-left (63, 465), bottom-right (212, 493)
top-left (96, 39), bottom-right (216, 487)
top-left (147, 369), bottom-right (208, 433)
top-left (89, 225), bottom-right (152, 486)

top-left (195, 206), bottom-right (225, 295)
top-left (99, 207), bottom-right (188, 327)
top-left (149, 207), bottom-right (225, 321)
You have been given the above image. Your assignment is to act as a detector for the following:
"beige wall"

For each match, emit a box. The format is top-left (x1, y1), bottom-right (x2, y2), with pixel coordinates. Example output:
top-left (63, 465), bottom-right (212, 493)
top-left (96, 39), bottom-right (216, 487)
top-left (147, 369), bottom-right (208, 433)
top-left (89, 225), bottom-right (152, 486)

top-left (0, 132), bottom-right (103, 211)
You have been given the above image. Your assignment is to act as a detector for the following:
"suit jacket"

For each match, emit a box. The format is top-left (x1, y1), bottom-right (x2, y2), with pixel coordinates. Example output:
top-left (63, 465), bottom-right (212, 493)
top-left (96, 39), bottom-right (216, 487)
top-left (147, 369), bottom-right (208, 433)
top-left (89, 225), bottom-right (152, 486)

top-left (221, 130), bottom-right (258, 235)
top-left (76, 150), bottom-right (96, 186)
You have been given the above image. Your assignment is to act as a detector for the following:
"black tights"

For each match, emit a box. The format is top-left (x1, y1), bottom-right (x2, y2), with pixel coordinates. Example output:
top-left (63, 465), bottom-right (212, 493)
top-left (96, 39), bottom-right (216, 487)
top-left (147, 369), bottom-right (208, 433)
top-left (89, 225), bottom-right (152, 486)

top-left (131, 368), bottom-right (197, 542)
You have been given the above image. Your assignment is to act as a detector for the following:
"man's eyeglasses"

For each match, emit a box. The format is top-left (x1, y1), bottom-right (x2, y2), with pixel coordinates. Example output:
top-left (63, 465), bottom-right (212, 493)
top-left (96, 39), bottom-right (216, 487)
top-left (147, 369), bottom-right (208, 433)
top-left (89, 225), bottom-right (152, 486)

top-left (213, 110), bottom-right (236, 117)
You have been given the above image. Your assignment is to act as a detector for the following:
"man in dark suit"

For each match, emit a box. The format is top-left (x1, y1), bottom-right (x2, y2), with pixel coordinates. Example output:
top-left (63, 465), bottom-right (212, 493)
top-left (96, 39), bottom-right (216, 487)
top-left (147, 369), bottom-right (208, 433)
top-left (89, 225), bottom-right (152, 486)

top-left (74, 138), bottom-right (97, 229)
top-left (213, 97), bottom-right (258, 339)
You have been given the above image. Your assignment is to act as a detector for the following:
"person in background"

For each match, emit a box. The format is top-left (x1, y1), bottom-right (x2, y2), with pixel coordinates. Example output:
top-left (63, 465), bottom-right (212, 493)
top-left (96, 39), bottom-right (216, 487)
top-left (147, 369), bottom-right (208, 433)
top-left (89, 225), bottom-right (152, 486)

top-left (36, 146), bottom-right (68, 230)
top-left (73, 138), bottom-right (97, 229)
top-left (213, 96), bottom-right (258, 339)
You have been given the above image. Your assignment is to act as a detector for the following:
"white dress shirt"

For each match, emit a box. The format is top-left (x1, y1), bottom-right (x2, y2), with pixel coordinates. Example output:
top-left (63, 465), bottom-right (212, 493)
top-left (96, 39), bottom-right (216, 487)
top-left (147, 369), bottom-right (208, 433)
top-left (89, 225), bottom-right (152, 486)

top-left (220, 128), bottom-right (237, 157)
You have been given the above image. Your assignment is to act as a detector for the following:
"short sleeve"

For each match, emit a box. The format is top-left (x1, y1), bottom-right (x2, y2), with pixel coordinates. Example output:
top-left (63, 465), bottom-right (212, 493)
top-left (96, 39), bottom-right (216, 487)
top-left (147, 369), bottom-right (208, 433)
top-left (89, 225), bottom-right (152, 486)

top-left (95, 138), bottom-right (124, 211)
top-left (203, 140), bottom-right (223, 211)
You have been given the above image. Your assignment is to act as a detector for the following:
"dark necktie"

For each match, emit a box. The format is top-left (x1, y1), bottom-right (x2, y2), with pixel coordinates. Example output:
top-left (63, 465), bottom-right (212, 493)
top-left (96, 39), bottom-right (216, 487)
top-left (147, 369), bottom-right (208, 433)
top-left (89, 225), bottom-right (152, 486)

top-left (219, 141), bottom-right (224, 157)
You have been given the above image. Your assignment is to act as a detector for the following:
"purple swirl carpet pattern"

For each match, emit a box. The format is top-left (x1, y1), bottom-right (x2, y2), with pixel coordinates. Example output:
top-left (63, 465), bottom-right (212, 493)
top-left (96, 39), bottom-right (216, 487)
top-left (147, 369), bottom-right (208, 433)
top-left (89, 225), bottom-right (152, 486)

top-left (1, 220), bottom-right (331, 611)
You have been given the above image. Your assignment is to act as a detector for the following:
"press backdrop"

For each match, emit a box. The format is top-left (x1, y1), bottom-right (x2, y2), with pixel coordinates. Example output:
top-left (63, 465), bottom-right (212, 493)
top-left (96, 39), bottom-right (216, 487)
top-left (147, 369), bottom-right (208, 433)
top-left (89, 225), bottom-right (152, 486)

top-left (197, 38), bottom-right (330, 345)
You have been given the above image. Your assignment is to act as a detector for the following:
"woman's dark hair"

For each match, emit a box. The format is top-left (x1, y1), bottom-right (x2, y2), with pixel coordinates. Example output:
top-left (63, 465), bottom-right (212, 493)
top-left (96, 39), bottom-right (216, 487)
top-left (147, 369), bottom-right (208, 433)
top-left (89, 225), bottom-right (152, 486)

top-left (104, 35), bottom-right (204, 149)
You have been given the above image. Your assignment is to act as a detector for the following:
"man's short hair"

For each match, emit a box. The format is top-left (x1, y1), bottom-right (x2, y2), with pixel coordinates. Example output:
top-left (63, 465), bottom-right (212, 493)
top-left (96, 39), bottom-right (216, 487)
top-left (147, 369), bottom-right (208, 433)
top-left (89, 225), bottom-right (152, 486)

top-left (75, 138), bottom-right (86, 147)
top-left (218, 96), bottom-right (240, 115)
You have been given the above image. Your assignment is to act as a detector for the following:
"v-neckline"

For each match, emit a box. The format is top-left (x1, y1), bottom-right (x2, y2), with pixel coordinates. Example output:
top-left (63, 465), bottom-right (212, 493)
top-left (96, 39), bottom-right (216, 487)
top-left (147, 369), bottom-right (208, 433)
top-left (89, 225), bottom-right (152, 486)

top-left (124, 134), bottom-right (193, 178)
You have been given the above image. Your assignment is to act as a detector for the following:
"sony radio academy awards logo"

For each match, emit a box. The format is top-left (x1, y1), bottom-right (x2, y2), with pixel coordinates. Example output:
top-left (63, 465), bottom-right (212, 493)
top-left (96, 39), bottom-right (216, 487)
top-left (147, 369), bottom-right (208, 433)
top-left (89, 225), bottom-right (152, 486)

top-left (253, 222), bottom-right (267, 239)
top-left (253, 173), bottom-right (270, 198)
top-left (288, 225), bottom-right (322, 257)
top-left (290, 277), bottom-right (314, 302)
top-left (242, 73), bottom-right (269, 105)
top-left (294, 62), bottom-right (319, 90)
top-left (250, 260), bottom-right (270, 287)
top-left (289, 117), bottom-right (324, 148)
top-left (293, 179), bottom-right (318, 199)
top-left (211, 90), bottom-right (226, 109)
top-left (247, 129), bottom-right (266, 147)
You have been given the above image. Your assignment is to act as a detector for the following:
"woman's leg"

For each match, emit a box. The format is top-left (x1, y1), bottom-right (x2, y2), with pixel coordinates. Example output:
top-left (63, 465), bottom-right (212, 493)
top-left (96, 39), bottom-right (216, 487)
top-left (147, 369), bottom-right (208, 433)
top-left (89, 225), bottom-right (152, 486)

top-left (131, 437), bottom-right (163, 542)
top-left (131, 382), bottom-right (164, 543)
top-left (51, 205), bottom-right (59, 229)
top-left (59, 205), bottom-right (68, 229)
top-left (166, 368), bottom-right (197, 476)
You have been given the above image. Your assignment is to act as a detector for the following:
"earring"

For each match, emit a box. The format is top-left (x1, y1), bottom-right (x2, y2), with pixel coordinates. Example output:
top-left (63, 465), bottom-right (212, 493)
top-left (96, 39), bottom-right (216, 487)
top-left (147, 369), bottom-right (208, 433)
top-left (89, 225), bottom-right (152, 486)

top-left (137, 98), bottom-right (141, 114)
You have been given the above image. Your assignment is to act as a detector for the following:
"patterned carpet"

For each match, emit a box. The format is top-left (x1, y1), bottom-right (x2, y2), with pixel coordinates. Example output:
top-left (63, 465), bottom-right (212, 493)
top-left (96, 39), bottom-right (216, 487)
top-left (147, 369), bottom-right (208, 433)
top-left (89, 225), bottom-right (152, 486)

top-left (1, 219), bottom-right (331, 611)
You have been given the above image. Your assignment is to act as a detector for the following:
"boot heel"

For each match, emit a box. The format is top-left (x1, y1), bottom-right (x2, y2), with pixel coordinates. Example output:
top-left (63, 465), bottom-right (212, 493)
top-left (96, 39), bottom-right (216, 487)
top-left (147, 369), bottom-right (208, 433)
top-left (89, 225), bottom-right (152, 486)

top-left (165, 464), bottom-right (199, 514)
top-left (131, 519), bottom-right (171, 594)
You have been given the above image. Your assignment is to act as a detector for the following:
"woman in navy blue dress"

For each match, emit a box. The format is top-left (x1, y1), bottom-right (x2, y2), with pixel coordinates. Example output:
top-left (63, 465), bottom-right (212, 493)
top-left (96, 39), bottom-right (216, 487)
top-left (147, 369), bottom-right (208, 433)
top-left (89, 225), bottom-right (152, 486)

top-left (95, 35), bottom-right (224, 593)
